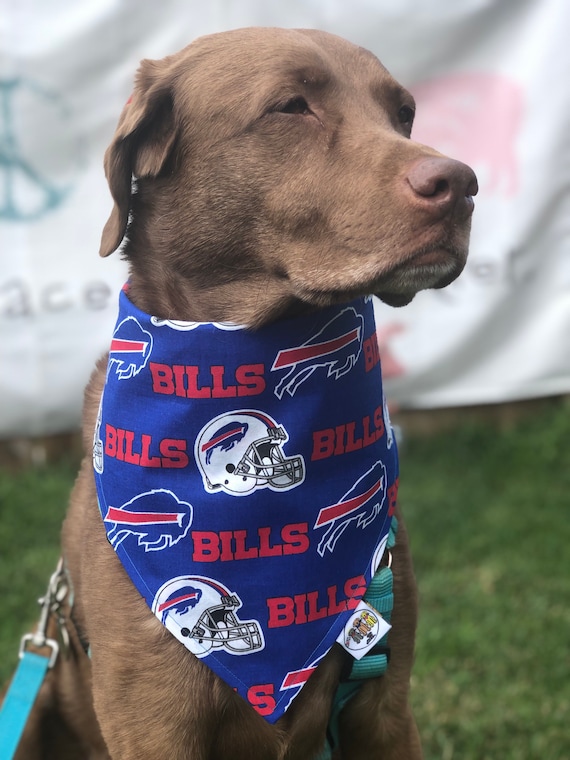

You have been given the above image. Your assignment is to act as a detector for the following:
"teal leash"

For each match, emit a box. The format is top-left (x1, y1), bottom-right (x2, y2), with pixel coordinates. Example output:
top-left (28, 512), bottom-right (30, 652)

top-left (316, 517), bottom-right (398, 760)
top-left (0, 652), bottom-right (52, 759)
top-left (0, 559), bottom-right (70, 760)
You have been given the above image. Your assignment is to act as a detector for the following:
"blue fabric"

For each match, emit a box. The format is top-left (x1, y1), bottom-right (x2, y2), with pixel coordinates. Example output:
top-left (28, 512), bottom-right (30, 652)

top-left (94, 286), bottom-right (399, 723)
top-left (0, 652), bottom-right (50, 759)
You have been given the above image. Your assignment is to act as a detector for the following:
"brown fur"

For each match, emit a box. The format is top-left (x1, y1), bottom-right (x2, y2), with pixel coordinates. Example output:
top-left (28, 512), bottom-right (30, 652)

top-left (14, 28), bottom-right (476, 759)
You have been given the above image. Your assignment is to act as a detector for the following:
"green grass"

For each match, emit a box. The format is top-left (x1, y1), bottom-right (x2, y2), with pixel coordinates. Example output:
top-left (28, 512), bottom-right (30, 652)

top-left (400, 400), bottom-right (570, 759)
top-left (0, 400), bottom-right (569, 758)
top-left (0, 462), bottom-right (76, 676)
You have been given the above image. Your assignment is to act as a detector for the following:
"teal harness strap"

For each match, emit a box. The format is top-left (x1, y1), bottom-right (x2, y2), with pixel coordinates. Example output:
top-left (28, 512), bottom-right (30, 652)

top-left (316, 518), bottom-right (398, 760)
top-left (0, 651), bottom-right (50, 760)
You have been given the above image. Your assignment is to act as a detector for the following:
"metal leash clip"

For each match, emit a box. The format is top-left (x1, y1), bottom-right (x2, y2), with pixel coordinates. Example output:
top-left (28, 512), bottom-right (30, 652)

top-left (18, 558), bottom-right (70, 669)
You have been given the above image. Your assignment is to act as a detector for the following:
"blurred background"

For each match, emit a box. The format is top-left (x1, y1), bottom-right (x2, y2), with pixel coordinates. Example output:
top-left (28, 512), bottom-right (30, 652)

top-left (0, 1), bottom-right (568, 758)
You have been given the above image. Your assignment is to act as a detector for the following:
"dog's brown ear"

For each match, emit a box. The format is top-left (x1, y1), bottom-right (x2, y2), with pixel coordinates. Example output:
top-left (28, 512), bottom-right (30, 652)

top-left (99, 58), bottom-right (178, 257)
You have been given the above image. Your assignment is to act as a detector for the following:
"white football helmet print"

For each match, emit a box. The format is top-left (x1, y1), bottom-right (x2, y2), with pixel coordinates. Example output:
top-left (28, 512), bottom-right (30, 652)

top-left (195, 410), bottom-right (305, 496)
top-left (152, 576), bottom-right (264, 657)
top-left (92, 394), bottom-right (104, 474)
top-left (150, 317), bottom-right (243, 331)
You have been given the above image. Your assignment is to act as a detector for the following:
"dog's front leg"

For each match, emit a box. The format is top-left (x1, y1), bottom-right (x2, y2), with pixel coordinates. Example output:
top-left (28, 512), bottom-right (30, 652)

top-left (79, 503), bottom-right (213, 759)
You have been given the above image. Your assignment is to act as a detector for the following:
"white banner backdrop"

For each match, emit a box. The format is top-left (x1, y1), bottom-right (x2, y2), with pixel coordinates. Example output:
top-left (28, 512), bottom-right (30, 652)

top-left (0, 0), bottom-right (568, 435)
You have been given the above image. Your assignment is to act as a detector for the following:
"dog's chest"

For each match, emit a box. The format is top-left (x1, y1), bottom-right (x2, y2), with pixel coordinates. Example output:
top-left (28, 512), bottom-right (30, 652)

top-left (94, 287), bottom-right (398, 722)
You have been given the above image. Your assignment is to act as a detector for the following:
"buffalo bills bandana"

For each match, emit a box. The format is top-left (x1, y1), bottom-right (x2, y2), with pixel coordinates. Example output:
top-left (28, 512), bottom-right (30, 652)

top-left (94, 285), bottom-right (399, 723)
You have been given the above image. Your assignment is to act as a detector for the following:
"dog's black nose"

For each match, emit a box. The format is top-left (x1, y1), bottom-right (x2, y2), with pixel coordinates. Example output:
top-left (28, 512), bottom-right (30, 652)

top-left (407, 157), bottom-right (478, 216)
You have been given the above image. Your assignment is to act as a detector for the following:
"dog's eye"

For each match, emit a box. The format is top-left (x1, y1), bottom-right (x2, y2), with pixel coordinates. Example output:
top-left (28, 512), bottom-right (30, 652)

top-left (398, 105), bottom-right (415, 128)
top-left (277, 97), bottom-right (312, 116)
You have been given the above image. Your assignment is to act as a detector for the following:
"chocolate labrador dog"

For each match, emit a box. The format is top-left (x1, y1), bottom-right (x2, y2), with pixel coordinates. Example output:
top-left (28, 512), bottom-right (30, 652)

top-left (16, 27), bottom-right (477, 760)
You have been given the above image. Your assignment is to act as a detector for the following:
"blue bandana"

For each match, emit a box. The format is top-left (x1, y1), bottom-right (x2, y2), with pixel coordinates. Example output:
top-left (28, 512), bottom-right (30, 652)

top-left (94, 285), bottom-right (399, 723)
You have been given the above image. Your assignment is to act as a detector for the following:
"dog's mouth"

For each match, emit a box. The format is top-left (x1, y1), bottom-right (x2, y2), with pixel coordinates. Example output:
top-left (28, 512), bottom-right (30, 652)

top-left (374, 243), bottom-right (466, 306)
top-left (374, 291), bottom-right (416, 307)
top-left (291, 241), bottom-right (466, 310)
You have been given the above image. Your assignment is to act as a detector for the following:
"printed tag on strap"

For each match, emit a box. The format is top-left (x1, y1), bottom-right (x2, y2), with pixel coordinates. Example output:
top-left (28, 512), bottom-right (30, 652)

top-left (336, 600), bottom-right (391, 660)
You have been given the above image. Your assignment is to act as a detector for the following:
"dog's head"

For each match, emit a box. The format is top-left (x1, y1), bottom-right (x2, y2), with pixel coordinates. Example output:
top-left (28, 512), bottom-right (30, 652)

top-left (101, 28), bottom-right (477, 325)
